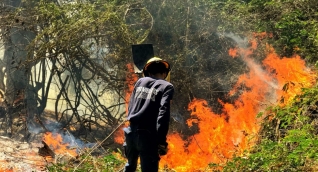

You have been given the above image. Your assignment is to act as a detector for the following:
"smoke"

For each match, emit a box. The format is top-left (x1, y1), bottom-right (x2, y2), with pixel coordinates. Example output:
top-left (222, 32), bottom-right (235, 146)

top-left (244, 58), bottom-right (279, 89)
top-left (27, 121), bottom-right (46, 134)
top-left (58, 131), bottom-right (95, 150)
top-left (222, 32), bottom-right (249, 48)
top-left (223, 32), bottom-right (279, 90)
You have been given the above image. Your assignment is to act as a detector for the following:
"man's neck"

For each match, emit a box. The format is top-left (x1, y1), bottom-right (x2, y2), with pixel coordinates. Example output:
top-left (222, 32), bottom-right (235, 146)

top-left (149, 73), bottom-right (166, 80)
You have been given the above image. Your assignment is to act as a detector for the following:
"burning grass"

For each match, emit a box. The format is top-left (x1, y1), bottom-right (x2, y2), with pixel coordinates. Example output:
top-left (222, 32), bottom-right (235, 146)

top-left (157, 34), bottom-right (317, 171)
top-left (221, 83), bottom-right (318, 171)
top-left (110, 35), bottom-right (317, 171)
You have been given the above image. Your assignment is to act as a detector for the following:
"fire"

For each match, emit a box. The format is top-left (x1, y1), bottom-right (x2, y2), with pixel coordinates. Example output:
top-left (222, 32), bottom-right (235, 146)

top-left (228, 48), bottom-right (238, 58)
top-left (112, 34), bottom-right (316, 171)
top-left (160, 34), bottom-right (316, 171)
top-left (43, 132), bottom-right (77, 158)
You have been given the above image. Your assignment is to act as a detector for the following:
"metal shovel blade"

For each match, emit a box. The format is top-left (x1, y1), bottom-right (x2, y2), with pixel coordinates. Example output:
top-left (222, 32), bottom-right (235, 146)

top-left (132, 44), bottom-right (154, 73)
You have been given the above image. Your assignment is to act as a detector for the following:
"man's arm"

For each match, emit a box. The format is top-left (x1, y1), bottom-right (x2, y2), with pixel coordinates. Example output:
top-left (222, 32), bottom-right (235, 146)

top-left (157, 84), bottom-right (174, 146)
top-left (127, 79), bottom-right (140, 116)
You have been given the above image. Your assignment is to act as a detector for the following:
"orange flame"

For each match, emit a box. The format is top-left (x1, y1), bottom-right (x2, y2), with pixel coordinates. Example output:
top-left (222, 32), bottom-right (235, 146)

top-left (160, 33), bottom-right (316, 171)
top-left (263, 44), bottom-right (316, 105)
top-left (43, 132), bottom-right (77, 157)
top-left (253, 32), bottom-right (273, 39)
top-left (124, 63), bottom-right (139, 113)
top-left (228, 48), bottom-right (238, 58)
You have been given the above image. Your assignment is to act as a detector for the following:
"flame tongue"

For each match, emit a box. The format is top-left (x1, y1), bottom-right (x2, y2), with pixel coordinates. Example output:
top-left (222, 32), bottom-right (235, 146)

top-left (160, 35), bottom-right (316, 171)
top-left (263, 45), bottom-right (316, 105)
top-left (161, 97), bottom-right (259, 171)
top-left (43, 132), bottom-right (77, 158)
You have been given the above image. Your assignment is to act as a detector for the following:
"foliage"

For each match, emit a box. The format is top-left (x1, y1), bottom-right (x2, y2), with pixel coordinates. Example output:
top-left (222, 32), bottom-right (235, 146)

top-left (222, 84), bottom-right (318, 171)
top-left (211, 0), bottom-right (318, 63)
top-left (28, 0), bottom-right (132, 60)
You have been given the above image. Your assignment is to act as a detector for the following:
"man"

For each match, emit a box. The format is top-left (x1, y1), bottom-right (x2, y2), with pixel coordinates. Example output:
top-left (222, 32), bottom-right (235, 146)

top-left (123, 57), bottom-right (174, 172)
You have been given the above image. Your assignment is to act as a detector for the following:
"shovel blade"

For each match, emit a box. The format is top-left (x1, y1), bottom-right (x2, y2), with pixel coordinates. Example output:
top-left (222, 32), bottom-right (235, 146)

top-left (132, 44), bottom-right (154, 73)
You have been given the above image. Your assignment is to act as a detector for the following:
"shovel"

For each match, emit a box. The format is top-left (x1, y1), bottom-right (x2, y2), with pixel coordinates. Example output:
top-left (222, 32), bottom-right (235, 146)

top-left (131, 44), bottom-right (154, 74)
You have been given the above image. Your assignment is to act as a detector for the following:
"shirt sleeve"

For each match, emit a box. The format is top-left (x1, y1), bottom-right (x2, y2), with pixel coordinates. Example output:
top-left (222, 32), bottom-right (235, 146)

top-left (157, 84), bottom-right (174, 145)
top-left (127, 79), bottom-right (140, 117)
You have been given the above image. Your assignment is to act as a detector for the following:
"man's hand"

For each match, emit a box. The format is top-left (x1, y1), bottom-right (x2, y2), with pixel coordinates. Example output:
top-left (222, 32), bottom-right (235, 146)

top-left (158, 144), bottom-right (168, 156)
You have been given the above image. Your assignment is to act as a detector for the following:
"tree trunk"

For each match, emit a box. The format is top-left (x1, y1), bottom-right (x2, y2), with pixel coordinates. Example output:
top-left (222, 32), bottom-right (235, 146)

top-left (2, 0), bottom-right (39, 139)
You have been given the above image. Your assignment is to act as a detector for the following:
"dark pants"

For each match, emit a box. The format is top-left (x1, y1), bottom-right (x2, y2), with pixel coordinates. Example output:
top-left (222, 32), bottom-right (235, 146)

top-left (123, 126), bottom-right (159, 172)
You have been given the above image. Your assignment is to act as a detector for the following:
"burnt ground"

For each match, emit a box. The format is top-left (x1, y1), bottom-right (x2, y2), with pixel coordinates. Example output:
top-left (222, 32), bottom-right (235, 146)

top-left (0, 100), bottom-right (122, 171)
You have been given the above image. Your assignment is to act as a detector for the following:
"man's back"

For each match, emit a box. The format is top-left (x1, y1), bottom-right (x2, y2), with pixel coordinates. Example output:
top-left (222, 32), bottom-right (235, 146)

top-left (127, 76), bottom-right (174, 140)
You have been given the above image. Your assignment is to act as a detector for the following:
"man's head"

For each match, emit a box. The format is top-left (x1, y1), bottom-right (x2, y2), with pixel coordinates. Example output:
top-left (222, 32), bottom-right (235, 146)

top-left (143, 57), bottom-right (170, 79)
